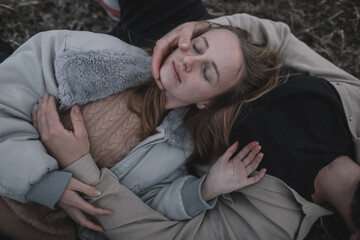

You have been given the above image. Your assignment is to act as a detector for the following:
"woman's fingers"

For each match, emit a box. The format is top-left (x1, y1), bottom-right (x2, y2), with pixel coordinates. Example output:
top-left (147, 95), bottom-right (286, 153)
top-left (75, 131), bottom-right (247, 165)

top-left (241, 145), bottom-right (262, 167)
top-left (245, 152), bottom-right (264, 176)
top-left (44, 95), bottom-right (62, 129)
top-left (60, 179), bottom-right (113, 226)
top-left (69, 177), bottom-right (102, 197)
top-left (232, 141), bottom-right (259, 162)
top-left (70, 105), bottom-right (88, 140)
top-left (231, 142), bottom-right (264, 176)
top-left (36, 94), bottom-right (66, 142)
top-left (71, 209), bottom-right (104, 232)
top-left (247, 168), bottom-right (267, 185)
top-left (61, 204), bottom-right (104, 232)
top-left (220, 141), bottom-right (239, 162)
top-left (70, 191), bottom-right (113, 216)
top-left (32, 110), bottom-right (38, 130)
top-left (67, 178), bottom-right (114, 216)
top-left (37, 94), bottom-right (50, 137)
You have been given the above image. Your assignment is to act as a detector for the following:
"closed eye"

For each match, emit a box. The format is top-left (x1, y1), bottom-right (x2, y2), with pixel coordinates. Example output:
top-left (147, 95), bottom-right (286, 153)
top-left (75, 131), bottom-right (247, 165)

top-left (193, 44), bottom-right (200, 54)
top-left (193, 43), bottom-right (209, 82)
top-left (203, 65), bottom-right (209, 81)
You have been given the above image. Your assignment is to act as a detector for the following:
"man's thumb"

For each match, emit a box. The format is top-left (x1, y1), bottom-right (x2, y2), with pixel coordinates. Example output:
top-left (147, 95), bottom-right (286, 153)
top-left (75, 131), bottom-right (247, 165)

top-left (70, 105), bottom-right (86, 136)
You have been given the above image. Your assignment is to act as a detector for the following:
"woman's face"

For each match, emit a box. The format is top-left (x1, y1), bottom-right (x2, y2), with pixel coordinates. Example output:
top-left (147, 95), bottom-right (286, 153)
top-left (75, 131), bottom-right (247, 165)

top-left (160, 29), bottom-right (243, 109)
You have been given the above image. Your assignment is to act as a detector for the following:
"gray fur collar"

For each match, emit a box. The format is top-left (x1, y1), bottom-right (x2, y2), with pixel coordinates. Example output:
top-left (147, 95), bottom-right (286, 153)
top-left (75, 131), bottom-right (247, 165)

top-left (55, 50), bottom-right (152, 111)
top-left (54, 50), bottom-right (193, 150)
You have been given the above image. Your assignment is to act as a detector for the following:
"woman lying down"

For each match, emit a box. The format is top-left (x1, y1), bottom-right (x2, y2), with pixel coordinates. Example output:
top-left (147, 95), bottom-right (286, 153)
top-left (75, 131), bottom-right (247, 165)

top-left (2, 10), bottom-right (359, 240)
top-left (0, 21), bottom-right (278, 239)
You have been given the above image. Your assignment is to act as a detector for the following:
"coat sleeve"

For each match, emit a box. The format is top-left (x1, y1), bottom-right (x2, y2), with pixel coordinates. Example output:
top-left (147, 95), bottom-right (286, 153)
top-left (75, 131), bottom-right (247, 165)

top-left (64, 154), bottom-right (185, 240)
top-left (111, 141), bottom-right (216, 220)
top-left (139, 166), bottom-right (217, 220)
top-left (210, 13), bottom-right (358, 83)
top-left (0, 30), bottom-right (152, 204)
top-left (0, 30), bottom-right (70, 203)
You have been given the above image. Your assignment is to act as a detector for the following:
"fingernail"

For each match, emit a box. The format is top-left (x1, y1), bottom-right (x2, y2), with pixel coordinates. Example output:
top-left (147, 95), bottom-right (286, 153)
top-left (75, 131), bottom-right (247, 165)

top-left (73, 106), bottom-right (80, 114)
top-left (94, 189), bottom-right (102, 196)
top-left (180, 42), bottom-right (187, 48)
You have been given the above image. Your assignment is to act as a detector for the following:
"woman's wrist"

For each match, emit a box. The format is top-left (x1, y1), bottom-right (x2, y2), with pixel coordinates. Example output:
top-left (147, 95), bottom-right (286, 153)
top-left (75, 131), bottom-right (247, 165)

top-left (200, 176), bottom-right (218, 201)
top-left (58, 152), bottom-right (90, 169)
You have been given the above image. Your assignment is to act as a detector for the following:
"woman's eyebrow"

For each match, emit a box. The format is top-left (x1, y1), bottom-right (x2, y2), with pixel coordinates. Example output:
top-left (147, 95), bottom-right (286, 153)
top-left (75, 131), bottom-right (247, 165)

top-left (200, 36), bottom-right (209, 49)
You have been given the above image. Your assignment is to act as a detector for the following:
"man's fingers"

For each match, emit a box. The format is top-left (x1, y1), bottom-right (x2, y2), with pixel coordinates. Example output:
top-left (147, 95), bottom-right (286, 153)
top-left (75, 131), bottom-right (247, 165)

top-left (151, 27), bottom-right (185, 80)
top-left (178, 28), bottom-right (192, 49)
top-left (155, 79), bottom-right (165, 90)
top-left (151, 38), bottom-right (174, 80)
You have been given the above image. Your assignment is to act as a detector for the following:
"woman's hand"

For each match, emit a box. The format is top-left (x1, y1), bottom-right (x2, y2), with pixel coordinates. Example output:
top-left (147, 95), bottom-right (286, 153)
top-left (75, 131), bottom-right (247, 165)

top-left (32, 94), bottom-right (89, 168)
top-left (59, 177), bottom-right (113, 232)
top-left (201, 141), bottom-right (266, 201)
top-left (150, 20), bottom-right (210, 89)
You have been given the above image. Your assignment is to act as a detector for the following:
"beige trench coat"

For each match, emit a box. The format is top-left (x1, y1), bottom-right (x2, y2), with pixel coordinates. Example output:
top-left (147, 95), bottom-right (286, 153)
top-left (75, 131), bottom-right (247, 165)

top-left (65, 13), bottom-right (360, 240)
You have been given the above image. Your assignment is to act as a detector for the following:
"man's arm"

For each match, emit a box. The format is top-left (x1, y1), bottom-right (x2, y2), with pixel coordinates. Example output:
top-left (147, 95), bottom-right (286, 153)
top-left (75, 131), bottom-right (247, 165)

top-left (210, 13), bottom-right (358, 83)
top-left (151, 13), bottom-right (359, 85)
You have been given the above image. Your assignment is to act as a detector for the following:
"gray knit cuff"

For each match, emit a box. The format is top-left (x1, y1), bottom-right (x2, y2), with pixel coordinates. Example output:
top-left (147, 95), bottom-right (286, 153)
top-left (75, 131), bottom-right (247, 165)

top-left (25, 171), bottom-right (72, 209)
top-left (181, 175), bottom-right (217, 217)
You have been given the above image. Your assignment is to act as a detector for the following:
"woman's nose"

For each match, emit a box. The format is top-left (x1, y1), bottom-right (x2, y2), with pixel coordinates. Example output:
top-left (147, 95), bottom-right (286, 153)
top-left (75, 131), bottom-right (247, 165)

top-left (183, 55), bottom-right (202, 72)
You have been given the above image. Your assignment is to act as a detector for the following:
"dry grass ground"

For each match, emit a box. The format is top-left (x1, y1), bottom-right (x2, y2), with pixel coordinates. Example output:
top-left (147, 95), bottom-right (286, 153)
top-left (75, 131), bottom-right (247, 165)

top-left (0, 0), bottom-right (359, 78)
top-left (0, 0), bottom-right (359, 239)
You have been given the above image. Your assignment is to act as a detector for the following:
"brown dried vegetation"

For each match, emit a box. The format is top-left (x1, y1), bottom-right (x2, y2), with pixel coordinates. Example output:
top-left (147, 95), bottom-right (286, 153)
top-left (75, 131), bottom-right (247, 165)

top-left (0, 0), bottom-right (359, 79)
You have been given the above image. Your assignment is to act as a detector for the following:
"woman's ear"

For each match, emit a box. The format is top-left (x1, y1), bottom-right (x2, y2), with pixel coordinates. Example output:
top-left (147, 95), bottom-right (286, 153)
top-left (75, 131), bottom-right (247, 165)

top-left (196, 101), bottom-right (210, 109)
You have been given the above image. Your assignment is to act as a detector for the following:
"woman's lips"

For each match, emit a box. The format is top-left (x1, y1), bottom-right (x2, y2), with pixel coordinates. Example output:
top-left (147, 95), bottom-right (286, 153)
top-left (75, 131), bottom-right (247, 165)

top-left (172, 61), bottom-right (182, 83)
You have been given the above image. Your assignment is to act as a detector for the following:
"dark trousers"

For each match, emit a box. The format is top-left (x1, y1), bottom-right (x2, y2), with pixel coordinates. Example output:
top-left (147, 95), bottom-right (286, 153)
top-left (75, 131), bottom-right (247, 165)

top-left (0, 0), bottom-right (211, 61)
top-left (109, 0), bottom-right (213, 49)
top-left (0, 39), bottom-right (14, 63)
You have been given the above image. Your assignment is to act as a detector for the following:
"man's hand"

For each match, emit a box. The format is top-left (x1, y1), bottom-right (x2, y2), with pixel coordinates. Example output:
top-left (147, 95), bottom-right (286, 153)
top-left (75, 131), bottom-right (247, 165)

top-left (32, 94), bottom-right (89, 168)
top-left (151, 20), bottom-right (210, 89)
top-left (59, 178), bottom-right (113, 232)
top-left (201, 141), bottom-right (266, 201)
